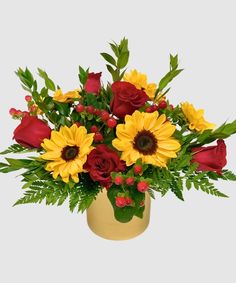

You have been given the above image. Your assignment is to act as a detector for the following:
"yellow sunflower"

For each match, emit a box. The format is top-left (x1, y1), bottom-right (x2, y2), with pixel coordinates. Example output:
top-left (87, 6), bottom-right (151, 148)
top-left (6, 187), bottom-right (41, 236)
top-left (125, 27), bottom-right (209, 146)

top-left (53, 89), bottom-right (80, 103)
top-left (123, 69), bottom-right (157, 100)
top-left (41, 124), bottom-right (94, 183)
top-left (112, 110), bottom-right (181, 167)
top-left (181, 102), bottom-right (215, 133)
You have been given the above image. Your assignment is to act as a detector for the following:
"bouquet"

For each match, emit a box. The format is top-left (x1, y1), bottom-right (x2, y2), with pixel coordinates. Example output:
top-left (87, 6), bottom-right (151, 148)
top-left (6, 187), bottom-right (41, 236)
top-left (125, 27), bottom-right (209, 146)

top-left (1, 38), bottom-right (236, 224)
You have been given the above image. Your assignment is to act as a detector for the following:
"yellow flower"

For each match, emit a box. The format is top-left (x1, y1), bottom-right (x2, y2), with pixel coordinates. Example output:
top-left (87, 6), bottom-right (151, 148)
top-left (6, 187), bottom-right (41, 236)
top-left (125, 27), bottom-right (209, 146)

top-left (123, 70), bottom-right (157, 100)
top-left (112, 110), bottom-right (181, 167)
top-left (181, 102), bottom-right (215, 133)
top-left (41, 125), bottom-right (94, 183)
top-left (53, 89), bottom-right (80, 103)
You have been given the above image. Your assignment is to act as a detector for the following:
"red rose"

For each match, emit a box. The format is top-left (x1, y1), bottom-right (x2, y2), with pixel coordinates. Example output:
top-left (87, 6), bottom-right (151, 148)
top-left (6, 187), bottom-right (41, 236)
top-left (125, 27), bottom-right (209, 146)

top-left (191, 139), bottom-right (227, 174)
top-left (84, 72), bottom-right (102, 94)
top-left (84, 144), bottom-right (125, 188)
top-left (13, 116), bottom-right (51, 148)
top-left (110, 81), bottom-right (149, 119)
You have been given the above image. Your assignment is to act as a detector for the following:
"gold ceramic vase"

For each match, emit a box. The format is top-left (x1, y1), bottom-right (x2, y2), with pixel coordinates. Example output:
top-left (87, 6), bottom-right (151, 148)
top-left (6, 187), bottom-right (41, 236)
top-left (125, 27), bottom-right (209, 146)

top-left (86, 189), bottom-right (151, 240)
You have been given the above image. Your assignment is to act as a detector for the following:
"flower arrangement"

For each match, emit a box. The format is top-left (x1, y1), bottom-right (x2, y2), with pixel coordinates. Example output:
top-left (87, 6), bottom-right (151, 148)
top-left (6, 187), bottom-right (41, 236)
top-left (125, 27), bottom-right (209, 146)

top-left (1, 38), bottom-right (236, 224)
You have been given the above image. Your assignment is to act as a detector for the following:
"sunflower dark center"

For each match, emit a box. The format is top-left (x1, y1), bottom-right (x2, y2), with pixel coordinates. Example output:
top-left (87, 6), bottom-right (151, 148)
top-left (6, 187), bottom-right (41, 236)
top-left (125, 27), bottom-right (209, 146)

top-left (133, 130), bottom-right (157, 155)
top-left (61, 146), bottom-right (79, 161)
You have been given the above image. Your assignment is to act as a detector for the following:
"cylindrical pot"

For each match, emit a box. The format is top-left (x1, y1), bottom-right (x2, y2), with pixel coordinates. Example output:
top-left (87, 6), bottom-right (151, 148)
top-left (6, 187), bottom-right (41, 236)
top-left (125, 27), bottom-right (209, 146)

top-left (86, 189), bottom-right (151, 240)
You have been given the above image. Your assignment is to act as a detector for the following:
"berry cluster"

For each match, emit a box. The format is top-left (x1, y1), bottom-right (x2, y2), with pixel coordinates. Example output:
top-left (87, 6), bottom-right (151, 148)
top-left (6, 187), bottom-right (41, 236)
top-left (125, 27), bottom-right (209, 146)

top-left (75, 104), bottom-right (118, 143)
top-left (112, 164), bottom-right (150, 208)
top-left (9, 95), bottom-right (41, 119)
top-left (145, 100), bottom-right (174, 113)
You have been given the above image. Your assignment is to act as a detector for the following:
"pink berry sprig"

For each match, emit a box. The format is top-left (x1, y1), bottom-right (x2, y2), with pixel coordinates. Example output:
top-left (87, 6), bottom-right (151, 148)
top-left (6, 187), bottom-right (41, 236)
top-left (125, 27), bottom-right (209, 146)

top-left (9, 108), bottom-right (29, 119)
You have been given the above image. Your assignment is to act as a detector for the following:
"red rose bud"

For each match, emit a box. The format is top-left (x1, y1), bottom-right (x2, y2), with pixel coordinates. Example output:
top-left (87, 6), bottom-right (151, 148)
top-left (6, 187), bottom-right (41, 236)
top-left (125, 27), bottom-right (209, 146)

top-left (9, 108), bottom-right (17, 116)
top-left (13, 116), bottom-right (51, 148)
top-left (134, 165), bottom-right (142, 174)
top-left (125, 197), bottom-right (133, 206)
top-left (84, 72), bottom-right (102, 94)
top-left (100, 110), bottom-right (110, 121)
top-left (107, 118), bottom-right (117, 128)
top-left (191, 139), bottom-right (227, 174)
top-left (110, 81), bottom-right (149, 119)
top-left (115, 196), bottom-right (127, 208)
top-left (90, 125), bottom-right (99, 133)
top-left (137, 181), bottom-right (149, 193)
top-left (25, 95), bottom-right (32, 102)
top-left (84, 144), bottom-right (125, 188)
top-left (76, 104), bottom-right (85, 113)
top-left (114, 175), bottom-right (123, 185)
top-left (169, 104), bottom-right (174, 110)
top-left (158, 100), bottom-right (167, 109)
top-left (94, 132), bottom-right (103, 143)
top-left (126, 177), bottom-right (135, 186)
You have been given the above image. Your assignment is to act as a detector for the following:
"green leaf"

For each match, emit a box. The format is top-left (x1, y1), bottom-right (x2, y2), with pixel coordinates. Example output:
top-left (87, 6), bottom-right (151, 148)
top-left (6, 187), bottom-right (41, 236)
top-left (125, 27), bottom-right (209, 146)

top-left (197, 120), bottom-right (236, 145)
top-left (15, 67), bottom-right (35, 90)
top-left (158, 69), bottom-right (183, 91)
top-left (0, 144), bottom-right (37, 155)
top-left (38, 68), bottom-right (56, 91)
top-left (106, 64), bottom-right (116, 78)
top-left (78, 66), bottom-right (89, 85)
top-left (117, 51), bottom-right (129, 69)
top-left (100, 53), bottom-right (116, 66)
top-left (186, 179), bottom-right (192, 190)
top-left (109, 43), bottom-right (119, 57)
top-left (119, 38), bottom-right (129, 53)
top-left (84, 93), bottom-right (99, 108)
top-left (54, 101), bottom-right (70, 116)
top-left (170, 54), bottom-right (179, 71)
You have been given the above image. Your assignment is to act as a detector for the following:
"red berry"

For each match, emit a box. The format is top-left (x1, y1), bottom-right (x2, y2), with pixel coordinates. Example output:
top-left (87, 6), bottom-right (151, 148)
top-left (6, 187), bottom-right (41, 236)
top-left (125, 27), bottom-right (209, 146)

top-left (114, 175), bottom-right (123, 185)
top-left (137, 181), bottom-right (149, 193)
top-left (9, 108), bottom-right (17, 116)
top-left (90, 125), bottom-right (99, 133)
top-left (126, 177), bottom-right (135, 186)
top-left (151, 104), bottom-right (159, 111)
top-left (76, 104), bottom-right (84, 113)
top-left (25, 95), bottom-right (32, 102)
top-left (115, 196), bottom-right (126, 208)
top-left (169, 104), bottom-right (174, 110)
top-left (145, 106), bottom-right (153, 113)
top-left (94, 108), bottom-right (101, 115)
top-left (158, 100), bottom-right (167, 109)
top-left (94, 132), bottom-right (103, 142)
top-left (107, 118), bottom-right (117, 128)
top-left (75, 122), bottom-right (82, 127)
top-left (134, 165), bottom-right (142, 175)
top-left (125, 197), bottom-right (133, 206)
top-left (86, 105), bottom-right (95, 114)
top-left (100, 111), bottom-right (110, 121)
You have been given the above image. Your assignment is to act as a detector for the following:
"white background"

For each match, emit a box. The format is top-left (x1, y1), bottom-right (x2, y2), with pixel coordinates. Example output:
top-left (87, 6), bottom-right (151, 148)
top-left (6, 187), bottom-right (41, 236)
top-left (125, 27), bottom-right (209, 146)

top-left (1, 1), bottom-right (236, 282)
